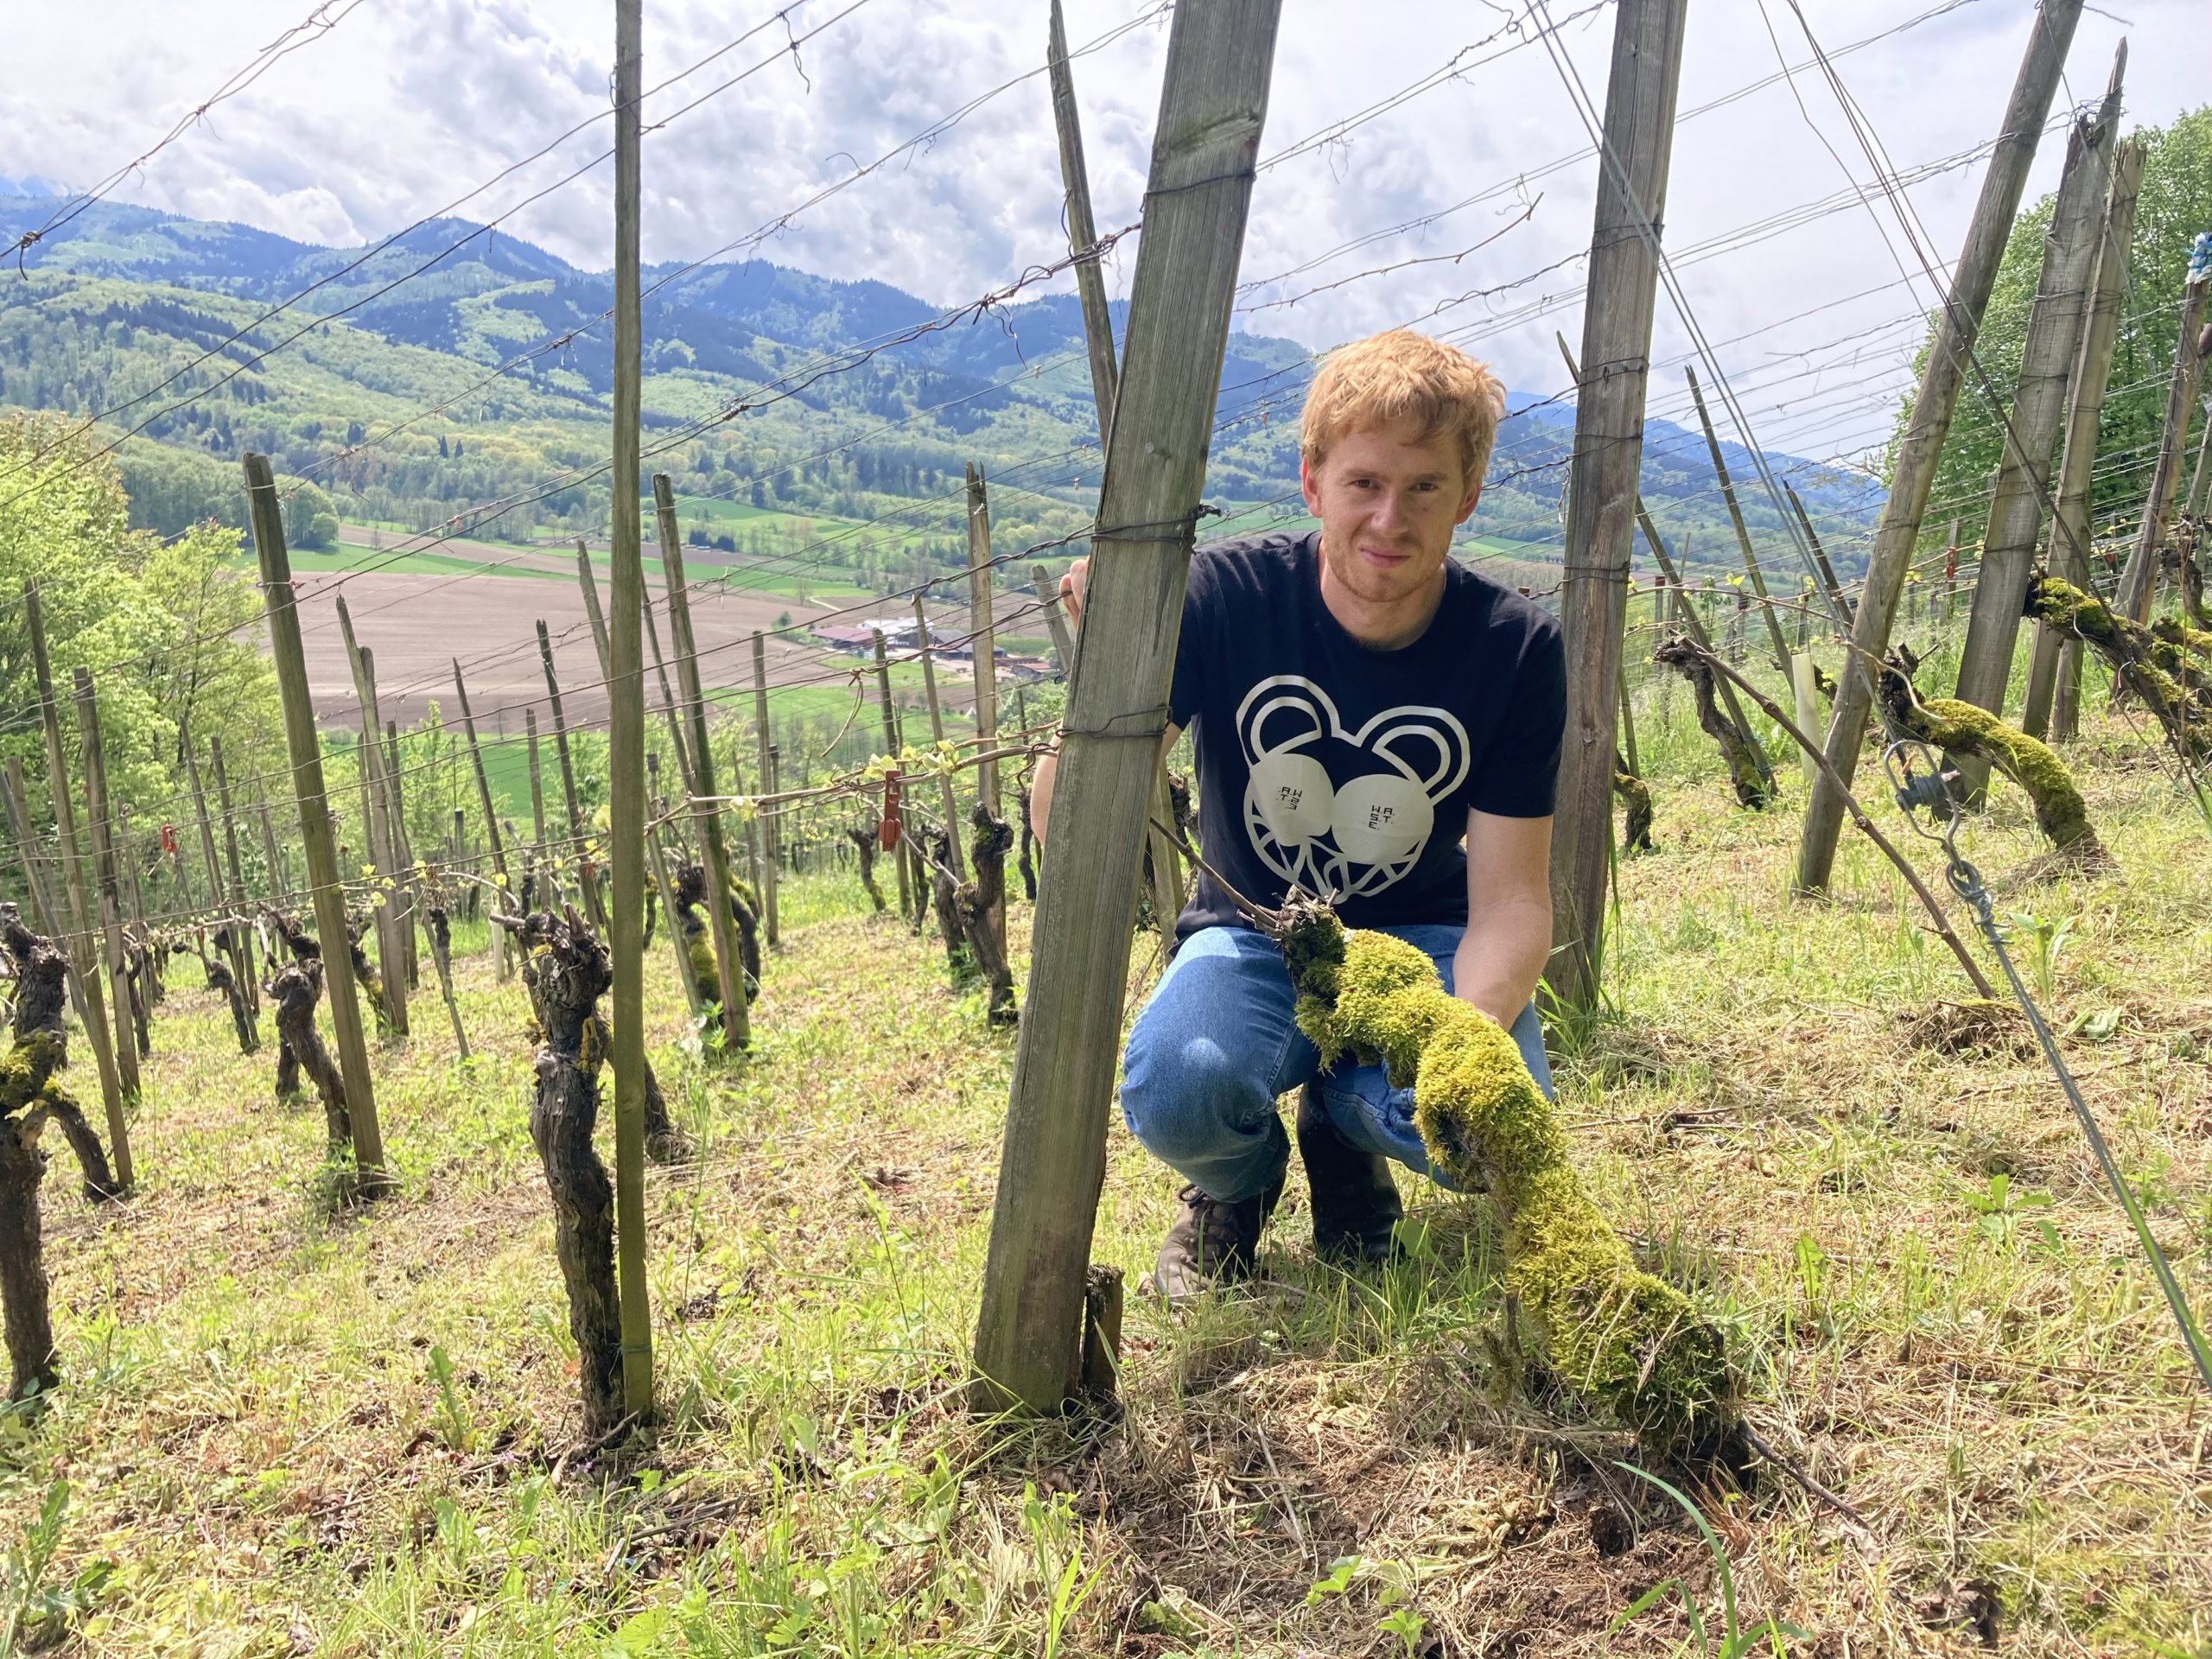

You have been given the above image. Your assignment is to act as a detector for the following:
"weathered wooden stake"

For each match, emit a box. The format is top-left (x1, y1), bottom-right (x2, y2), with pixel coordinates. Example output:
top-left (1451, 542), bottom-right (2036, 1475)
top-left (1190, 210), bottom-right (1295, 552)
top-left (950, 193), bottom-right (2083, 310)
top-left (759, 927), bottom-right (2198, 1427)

top-left (640, 593), bottom-right (694, 797)
top-left (1684, 362), bottom-right (1791, 670)
top-left (1033, 564), bottom-right (1077, 673)
top-left (69, 680), bottom-right (143, 1103)
top-left (2115, 269), bottom-right (2209, 621)
top-left (1048, 0), bottom-right (1120, 442)
top-left (209, 735), bottom-right (262, 1014)
top-left (22, 582), bottom-right (131, 1166)
top-left (333, 602), bottom-right (412, 1034)
top-left (244, 452), bottom-right (390, 1192)
top-left (575, 538), bottom-right (613, 675)
top-left (973, 0), bottom-right (1281, 1414)
top-left (536, 620), bottom-right (608, 935)
top-left (1797, 0), bottom-right (2084, 893)
top-left (449, 664), bottom-right (515, 979)
top-left (2028, 137), bottom-right (2146, 739)
top-left (652, 476), bottom-right (751, 1049)
top-left (609, 0), bottom-right (654, 1423)
top-left (1783, 482), bottom-right (1852, 630)
top-left (1, 762), bottom-right (69, 959)
top-left (966, 464), bottom-right (1002, 818)
top-left (912, 598), bottom-right (967, 880)
top-left (873, 628), bottom-right (912, 918)
top-left (1953, 61), bottom-right (2120, 766)
top-left (181, 722), bottom-right (253, 1020)
top-left (1548, 0), bottom-right (1697, 1016)
top-left (525, 708), bottom-right (552, 907)
top-left (749, 633), bottom-right (782, 946)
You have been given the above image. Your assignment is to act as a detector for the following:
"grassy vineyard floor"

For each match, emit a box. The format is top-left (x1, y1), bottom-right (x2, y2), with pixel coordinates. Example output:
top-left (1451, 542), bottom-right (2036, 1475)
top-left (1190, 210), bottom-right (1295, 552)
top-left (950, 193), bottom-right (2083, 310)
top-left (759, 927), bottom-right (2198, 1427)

top-left (11, 722), bottom-right (2212, 1656)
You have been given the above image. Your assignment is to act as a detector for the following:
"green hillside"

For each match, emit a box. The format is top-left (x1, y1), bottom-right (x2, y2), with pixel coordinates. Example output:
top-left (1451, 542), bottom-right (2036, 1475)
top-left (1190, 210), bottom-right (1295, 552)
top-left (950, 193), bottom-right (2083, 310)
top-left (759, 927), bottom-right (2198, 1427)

top-left (0, 198), bottom-right (1879, 601)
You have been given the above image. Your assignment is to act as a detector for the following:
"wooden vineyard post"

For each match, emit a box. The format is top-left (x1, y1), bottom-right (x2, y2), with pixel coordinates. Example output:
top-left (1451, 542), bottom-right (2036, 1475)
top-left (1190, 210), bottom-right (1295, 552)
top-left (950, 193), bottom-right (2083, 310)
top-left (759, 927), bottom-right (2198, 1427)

top-left (1682, 363), bottom-right (1790, 670)
top-left (609, 0), bottom-right (654, 1423)
top-left (965, 464), bottom-right (1002, 817)
top-left (255, 783), bottom-right (289, 903)
top-left (972, 0), bottom-right (1281, 1414)
top-left (69, 672), bottom-right (143, 1152)
top-left (2115, 264), bottom-right (2209, 621)
top-left (2028, 139), bottom-right (2145, 738)
top-left (963, 467), bottom-right (1014, 957)
top-left (334, 601), bottom-right (412, 1036)
top-left (575, 538), bottom-right (613, 674)
top-left (244, 453), bottom-right (390, 1192)
top-left (873, 628), bottom-right (912, 919)
top-left (1952, 60), bottom-right (2120, 772)
top-left (1783, 482), bottom-right (1852, 631)
top-left (2, 760), bottom-right (67, 948)
top-left (22, 581), bottom-right (131, 1160)
top-left (652, 475), bottom-right (752, 1050)
top-left (181, 724), bottom-right (252, 1014)
top-left (1032, 564), bottom-right (1077, 672)
top-left (912, 599), bottom-right (966, 880)
top-left (749, 633), bottom-right (781, 947)
top-left (536, 620), bottom-right (609, 935)
top-left (1048, 0), bottom-right (1120, 442)
top-left (1796, 0), bottom-right (2084, 894)
top-left (450, 664), bottom-right (515, 979)
top-left (641, 594), bottom-right (693, 797)
top-left (525, 709), bottom-right (551, 908)
top-left (208, 735), bottom-right (262, 1014)
top-left (1548, 0), bottom-right (1693, 1016)
top-left (378, 702), bottom-right (421, 994)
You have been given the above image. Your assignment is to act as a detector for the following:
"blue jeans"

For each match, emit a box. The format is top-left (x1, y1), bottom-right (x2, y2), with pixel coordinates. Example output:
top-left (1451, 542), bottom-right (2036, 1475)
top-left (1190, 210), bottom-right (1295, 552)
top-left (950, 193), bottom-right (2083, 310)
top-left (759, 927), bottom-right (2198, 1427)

top-left (1121, 924), bottom-right (1554, 1204)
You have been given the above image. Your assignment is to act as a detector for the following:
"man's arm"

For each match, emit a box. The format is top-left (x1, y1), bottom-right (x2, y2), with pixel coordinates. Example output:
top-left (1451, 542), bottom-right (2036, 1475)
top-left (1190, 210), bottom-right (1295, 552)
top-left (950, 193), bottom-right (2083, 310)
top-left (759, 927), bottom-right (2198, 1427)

top-left (1027, 556), bottom-right (1181, 844)
top-left (1028, 725), bottom-right (1179, 844)
top-left (1452, 809), bottom-right (1553, 1027)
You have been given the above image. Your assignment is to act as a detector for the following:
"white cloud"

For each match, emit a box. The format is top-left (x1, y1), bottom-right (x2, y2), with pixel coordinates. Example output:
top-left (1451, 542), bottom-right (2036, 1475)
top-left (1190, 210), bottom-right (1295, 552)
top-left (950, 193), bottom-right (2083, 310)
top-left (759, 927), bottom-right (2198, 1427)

top-left (0, 0), bottom-right (2198, 465)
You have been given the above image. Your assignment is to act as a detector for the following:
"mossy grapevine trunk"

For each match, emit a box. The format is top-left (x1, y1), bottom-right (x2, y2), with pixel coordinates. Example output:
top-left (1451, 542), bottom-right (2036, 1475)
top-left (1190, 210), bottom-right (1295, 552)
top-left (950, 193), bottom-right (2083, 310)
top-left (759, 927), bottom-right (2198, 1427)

top-left (1272, 898), bottom-right (1731, 1450)
top-left (1653, 640), bottom-right (1774, 809)
top-left (2024, 578), bottom-right (2210, 759)
top-left (1877, 647), bottom-right (2111, 870)
top-left (1612, 756), bottom-right (1654, 853)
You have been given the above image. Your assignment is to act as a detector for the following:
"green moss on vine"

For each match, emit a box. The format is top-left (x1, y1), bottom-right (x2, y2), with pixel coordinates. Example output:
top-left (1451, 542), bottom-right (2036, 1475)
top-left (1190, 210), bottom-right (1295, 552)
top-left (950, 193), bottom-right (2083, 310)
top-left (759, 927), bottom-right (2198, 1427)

top-left (1878, 656), bottom-right (2108, 867)
top-left (1276, 906), bottom-right (1732, 1449)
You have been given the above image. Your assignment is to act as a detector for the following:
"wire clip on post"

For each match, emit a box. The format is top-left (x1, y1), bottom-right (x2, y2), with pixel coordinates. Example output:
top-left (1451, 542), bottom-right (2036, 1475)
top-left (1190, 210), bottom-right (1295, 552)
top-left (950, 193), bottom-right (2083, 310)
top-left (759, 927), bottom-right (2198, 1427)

top-left (1885, 740), bottom-right (2212, 1396)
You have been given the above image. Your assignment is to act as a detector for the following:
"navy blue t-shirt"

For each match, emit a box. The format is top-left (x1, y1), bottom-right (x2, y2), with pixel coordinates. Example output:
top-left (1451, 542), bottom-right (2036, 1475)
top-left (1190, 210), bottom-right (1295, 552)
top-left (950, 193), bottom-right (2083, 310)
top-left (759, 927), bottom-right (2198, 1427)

top-left (1168, 531), bottom-right (1565, 941)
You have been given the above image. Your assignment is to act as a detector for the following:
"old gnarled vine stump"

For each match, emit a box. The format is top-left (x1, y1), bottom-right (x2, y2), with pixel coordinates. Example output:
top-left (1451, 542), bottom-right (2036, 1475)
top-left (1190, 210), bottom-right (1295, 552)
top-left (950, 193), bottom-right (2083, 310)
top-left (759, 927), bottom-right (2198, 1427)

top-left (958, 804), bottom-right (1018, 1027)
top-left (499, 907), bottom-right (625, 1432)
top-left (268, 959), bottom-right (353, 1174)
top-left (1, 906), bottom-right (124, 1401)
top-left (1652, 639), bottom-right (1773, 809)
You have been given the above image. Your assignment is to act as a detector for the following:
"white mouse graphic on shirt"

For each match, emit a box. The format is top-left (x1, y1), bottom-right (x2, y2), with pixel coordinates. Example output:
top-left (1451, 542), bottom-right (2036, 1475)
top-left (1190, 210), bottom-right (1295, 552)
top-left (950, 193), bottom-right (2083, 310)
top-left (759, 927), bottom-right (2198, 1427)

top-left (1235, 676), bottom-right (1470, 899)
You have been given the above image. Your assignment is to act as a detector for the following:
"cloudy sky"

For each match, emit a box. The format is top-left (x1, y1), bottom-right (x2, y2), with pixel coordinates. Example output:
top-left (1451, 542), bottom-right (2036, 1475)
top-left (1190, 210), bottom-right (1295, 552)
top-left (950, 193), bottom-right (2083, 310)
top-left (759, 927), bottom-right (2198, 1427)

top-left (3, 0), bottom-right (2200, 471)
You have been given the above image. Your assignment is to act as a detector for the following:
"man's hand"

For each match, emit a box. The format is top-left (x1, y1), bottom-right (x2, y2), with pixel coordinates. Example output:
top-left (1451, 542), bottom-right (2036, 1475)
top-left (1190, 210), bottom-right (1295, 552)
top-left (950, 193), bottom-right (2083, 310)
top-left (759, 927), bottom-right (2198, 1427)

top-left (1452, 810), bottom-right (1553, 1028)
top-left (1058, 557), bottom-right (1088, 632)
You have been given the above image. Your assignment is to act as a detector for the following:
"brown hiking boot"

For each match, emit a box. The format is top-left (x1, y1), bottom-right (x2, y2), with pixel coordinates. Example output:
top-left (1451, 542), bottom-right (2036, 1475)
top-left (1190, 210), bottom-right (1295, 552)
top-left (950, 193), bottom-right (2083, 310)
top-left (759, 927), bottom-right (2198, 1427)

top-left (1152, 1173), bottom-right (1284, 1303)
top-left (1296, 1084), bottom-right (1403, 1265)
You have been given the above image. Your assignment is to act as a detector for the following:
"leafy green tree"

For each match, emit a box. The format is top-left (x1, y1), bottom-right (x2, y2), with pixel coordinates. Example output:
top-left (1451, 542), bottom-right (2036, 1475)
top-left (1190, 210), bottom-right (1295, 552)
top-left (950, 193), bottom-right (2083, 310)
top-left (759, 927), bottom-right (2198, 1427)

top-left (0, 414), bottom-right (280, 860)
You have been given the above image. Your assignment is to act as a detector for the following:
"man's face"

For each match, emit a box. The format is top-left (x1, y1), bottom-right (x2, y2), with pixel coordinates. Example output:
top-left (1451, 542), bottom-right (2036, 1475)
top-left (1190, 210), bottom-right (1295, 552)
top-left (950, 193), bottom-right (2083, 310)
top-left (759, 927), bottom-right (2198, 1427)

top-left (1300, 420), bottom-right (1482, 612)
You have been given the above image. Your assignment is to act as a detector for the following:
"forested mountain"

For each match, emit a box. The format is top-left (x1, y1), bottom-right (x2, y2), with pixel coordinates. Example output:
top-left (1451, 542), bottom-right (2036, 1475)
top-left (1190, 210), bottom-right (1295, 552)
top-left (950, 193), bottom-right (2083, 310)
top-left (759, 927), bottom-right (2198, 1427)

top-left (0, 191), bottom-right (1877, 588)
